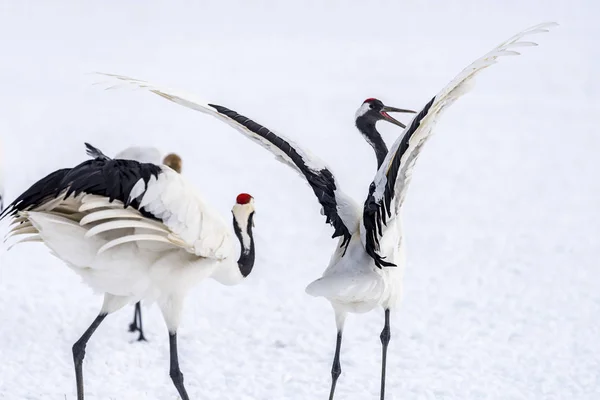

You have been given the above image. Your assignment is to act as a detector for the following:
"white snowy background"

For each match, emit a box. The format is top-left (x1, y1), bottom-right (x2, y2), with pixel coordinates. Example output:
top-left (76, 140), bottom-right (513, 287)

top-left (0, 1), bottom-right (599, 399)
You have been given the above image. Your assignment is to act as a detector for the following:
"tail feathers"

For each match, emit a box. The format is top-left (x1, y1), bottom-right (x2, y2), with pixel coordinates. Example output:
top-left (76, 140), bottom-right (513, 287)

top-left (6, 234), bottom-right (43, 251)
top-left (305, 272), bottom-right (383, 304)
top-left (26, 211), bottom-right (104, 268)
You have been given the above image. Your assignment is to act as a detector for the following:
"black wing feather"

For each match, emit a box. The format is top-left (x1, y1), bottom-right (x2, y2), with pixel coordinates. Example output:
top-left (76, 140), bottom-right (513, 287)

top-left (84, 142), bottom-right (111, 161)
top-left (0, 168), bottom-right (72, 220)
top-left (0, 147), bottom-right (162, 221)
top-left (362, 96), bottom-right (436, 268)
top-left (209, 104), bottom-right (352, 248)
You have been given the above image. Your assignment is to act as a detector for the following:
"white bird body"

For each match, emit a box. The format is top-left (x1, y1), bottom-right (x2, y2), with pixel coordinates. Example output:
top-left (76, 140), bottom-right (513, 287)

top-left (12, 166), bottom-right (243, 318)
top-left (83, 143), bottom-right (188, 339)
top-left (2, 152), bottom-right (257, 400)
top-left (97, 22), bottom-right (557, 400)
top-left (307, 218), bottom-right (405, 316)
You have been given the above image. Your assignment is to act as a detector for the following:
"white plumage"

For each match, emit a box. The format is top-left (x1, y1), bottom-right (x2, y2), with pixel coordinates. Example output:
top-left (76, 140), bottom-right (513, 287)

top-left (1, 150), bottom-right (257, 400)
top-left (115, 145), bottom-right (162, 164)
top-left (18, 178), bottom-right (242, 296)
top-left (83, 143), bottom-right (186, 341)
top-left (97, 22), bottom-right (557, 400)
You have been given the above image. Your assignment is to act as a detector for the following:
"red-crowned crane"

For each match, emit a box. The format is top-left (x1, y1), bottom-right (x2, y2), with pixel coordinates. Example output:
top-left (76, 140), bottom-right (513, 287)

top-left (98, 22), bottom-right (556, 400)
top-left (1, 144), bottom-right (257, 400)
top-left (85, 143), bottom-right (184, 341)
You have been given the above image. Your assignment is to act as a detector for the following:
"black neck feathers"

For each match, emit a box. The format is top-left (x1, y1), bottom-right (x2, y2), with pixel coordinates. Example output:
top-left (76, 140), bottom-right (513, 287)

top-left (356, 117), bottom-right (388, 169)
top-left (233, 212), bottom-right (255, 277)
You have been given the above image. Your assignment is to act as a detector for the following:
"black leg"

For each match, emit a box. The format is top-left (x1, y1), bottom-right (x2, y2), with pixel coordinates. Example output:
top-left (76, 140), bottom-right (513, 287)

top-left (72, 313), bottom-right (107, 400)
top-left (169, 332), bottom-right (190, 400)
top-left (379, 309), bottom-right (391, 400)
top-left (328, 330), bottom-right (343, 400)
top-left (128, 302), bottom-right (147, 341)
top-left (128, 302), bottom-right (140, 332)
top-left (136, 303), bottom-right (147, 341)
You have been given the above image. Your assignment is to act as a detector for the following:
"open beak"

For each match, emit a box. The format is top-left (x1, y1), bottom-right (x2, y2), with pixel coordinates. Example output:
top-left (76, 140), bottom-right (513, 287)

top-left (380, 106), bottom-right (417, 128)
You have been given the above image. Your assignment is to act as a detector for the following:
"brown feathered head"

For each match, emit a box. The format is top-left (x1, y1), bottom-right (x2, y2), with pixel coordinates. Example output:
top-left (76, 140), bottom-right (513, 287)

top-left (163, 153), bottom-right (182, 174)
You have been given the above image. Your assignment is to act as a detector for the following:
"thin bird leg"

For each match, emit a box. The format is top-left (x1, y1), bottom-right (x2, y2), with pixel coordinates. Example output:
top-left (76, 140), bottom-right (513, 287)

top-left (129, 302), bottom-right (147, 341)
top-left (169, 332), bottom-right (190, 400)
top-left (328, 330), bottom-right (343, 400)
top-left (135, 302), bottom-right (147, 341)
top-left (136, 304), bottom-right (147, 341)
top-left (72, 313), bottom-right (107, 400)
top-left (128, 302), bottom-right (140, 332)
top-left (379, 309), bottom-right (391, 400)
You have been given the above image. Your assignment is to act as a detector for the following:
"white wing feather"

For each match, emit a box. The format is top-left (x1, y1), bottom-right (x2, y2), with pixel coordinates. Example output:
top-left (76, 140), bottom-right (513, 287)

top-left (96, 73), bottom-right (360, 241)
top-left (98, 74), bottom-right (327, 174)
top-left (361, 22), bottom-right (557, 265)
top-left (86, 148), bottom-right (232, 259)
top-left (135, 168), bottom-right (231, 259)
top-left (378, 22), bottom-right (556, 211)
top-left (97, 234), bottom-right (177, 254)
top-left (84, 219), bottom-right (169, 238)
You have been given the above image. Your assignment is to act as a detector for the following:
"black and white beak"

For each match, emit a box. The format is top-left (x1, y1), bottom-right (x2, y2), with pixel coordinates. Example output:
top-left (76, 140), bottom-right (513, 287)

top-left (379, 106), bottom-right (417, 128)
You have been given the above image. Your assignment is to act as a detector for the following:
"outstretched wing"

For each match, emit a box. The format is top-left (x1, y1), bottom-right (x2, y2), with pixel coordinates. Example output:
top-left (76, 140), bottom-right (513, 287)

top-left (96, 73), bottom-right (358, 248)
top-left (361, 22), bottom-right (558, 268)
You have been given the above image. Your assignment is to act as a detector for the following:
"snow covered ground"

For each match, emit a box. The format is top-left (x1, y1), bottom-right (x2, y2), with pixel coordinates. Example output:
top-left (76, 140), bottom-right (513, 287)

top-left (1, 1), bottom-right (599, 399)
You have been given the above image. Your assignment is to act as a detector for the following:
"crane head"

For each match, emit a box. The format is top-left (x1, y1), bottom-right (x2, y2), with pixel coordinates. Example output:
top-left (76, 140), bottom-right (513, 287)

top-left (232, 193), bottom-right (256, 241)
top-left (355, 98), bottom-right (416, 129)
top-left (233, 193), bottom-right (255, 225)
